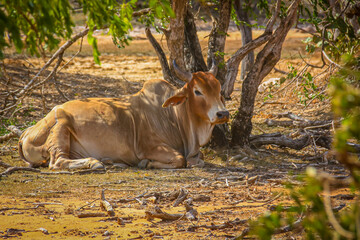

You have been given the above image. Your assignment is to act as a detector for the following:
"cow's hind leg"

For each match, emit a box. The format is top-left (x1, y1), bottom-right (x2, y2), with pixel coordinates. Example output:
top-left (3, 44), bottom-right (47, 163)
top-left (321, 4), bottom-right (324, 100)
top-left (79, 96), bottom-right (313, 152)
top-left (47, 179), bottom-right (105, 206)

top-left (140, 145), bottom-right (185, 169)
top-left (47, 108), bottom-right (104, 170)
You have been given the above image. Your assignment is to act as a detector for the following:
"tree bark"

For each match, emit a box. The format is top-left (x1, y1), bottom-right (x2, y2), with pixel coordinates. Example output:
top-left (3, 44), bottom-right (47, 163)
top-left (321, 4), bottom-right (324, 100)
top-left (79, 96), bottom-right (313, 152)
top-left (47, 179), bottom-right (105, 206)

top-left (234, 1), bottom-right (254, 81)
top-left (145, 28), bottom-right (184, 87)
top-left (164, 0), bottom-right (188, 72)
top-left (184, 9), bottom-right (207, 73)
top-left (222, 31), bottom-right (272, 98)
top-left (206, 0), bottom-right (231, 85)
top-left (231, 0), bottom-right (301, 146)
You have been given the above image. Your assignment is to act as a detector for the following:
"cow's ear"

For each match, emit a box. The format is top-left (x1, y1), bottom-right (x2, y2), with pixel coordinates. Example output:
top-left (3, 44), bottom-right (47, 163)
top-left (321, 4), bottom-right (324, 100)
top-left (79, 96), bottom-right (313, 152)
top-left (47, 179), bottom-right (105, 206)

top-left (162, 90), bottom-right (187, 108)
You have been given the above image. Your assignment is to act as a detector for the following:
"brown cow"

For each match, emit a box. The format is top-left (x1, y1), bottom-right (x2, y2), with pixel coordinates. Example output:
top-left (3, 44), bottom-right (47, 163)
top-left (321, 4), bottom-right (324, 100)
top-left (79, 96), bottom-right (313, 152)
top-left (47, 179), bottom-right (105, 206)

top-left (19, 62), bottom-right (229, 170)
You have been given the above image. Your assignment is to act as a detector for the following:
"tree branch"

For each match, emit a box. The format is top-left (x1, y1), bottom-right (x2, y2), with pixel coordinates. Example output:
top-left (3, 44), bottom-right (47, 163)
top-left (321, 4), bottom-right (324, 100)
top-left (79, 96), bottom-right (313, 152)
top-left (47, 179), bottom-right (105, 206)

top-left (145, 28), bottom-right (184, 87)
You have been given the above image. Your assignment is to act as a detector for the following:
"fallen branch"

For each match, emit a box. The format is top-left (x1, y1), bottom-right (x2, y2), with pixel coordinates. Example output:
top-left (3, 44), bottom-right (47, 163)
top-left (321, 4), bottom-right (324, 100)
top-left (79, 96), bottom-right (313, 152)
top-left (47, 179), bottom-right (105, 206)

top-left (173, 188), bottom-right (189, 207)
top-left (0, 132), bottom-right (17, 143)
top-left (184, 198), bottom-right (198, 220)
top-left (145, 206), bottom-right (184, 221)
top-left (76, 212), bottom-right (107, 218)
top-left (76, 199), bottom-right (100, 211)
top-left (188, 218), bottom-right (247, 231)
top-left (265, 119), bottom-right (333, 129)
top-left (100, 189), bottom-right (115, 217)
top-left (31, 202), bottom-right (63, 206)
top-left (0, 206), bottom-right (41, 211)
top-left (250, 132), bottom-right (332, 150)
top-left (1, 166), bottom-right (41, 176)
top-left (117, 190), bottom-right (151, 203)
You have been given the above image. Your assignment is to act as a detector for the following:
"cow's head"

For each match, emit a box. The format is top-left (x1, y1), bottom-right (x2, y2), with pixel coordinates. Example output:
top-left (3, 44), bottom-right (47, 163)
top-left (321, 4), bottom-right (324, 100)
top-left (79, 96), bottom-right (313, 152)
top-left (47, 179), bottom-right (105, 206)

top-left (162, 61), bottom-right (229, 125)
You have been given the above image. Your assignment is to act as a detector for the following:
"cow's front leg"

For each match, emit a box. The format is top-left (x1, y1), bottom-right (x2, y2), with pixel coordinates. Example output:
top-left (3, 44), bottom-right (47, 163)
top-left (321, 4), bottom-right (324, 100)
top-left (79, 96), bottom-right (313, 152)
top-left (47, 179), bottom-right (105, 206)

top-left (140, 145), bottom-right (185, 169)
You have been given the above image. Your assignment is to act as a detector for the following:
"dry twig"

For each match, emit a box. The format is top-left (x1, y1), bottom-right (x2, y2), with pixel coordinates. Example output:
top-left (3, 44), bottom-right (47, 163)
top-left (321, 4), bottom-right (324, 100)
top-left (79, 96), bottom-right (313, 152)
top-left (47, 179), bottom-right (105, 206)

top-left (100, 189), bottom-right (115, 217)
top-left (1, 166), bottom-right (41, 176)
top-left (173, 188), bottom-right (189, 207)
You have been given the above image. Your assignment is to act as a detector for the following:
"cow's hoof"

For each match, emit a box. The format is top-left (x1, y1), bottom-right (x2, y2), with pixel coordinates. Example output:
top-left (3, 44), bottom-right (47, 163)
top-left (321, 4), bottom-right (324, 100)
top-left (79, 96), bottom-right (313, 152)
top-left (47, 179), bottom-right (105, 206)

top-left (138, 159), bottom-right (150, 169)
top-left (88, 159), bottom-right (105, 169)
top-left (187, 159), bottom-right (205, 168)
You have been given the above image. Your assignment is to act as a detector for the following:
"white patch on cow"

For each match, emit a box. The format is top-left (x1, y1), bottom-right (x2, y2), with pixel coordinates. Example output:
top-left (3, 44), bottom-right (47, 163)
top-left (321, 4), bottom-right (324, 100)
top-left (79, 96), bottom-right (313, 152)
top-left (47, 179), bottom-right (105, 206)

top-left (207, 99), bottom-right (226, 124)
top-left (197, 124), bottom-right (215, 146)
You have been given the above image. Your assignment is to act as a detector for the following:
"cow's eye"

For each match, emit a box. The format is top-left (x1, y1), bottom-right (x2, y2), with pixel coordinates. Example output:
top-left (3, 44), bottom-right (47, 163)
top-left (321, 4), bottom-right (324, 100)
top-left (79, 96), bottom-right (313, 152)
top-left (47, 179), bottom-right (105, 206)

top-left (195, 90), bottom-right (202, 96)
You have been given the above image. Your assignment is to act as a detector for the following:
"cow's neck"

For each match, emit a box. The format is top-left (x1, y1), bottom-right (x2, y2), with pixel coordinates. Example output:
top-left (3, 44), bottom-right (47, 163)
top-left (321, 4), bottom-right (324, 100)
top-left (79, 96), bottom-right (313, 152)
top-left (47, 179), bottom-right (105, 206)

top-left (176, 102), bottom-right (214, 159)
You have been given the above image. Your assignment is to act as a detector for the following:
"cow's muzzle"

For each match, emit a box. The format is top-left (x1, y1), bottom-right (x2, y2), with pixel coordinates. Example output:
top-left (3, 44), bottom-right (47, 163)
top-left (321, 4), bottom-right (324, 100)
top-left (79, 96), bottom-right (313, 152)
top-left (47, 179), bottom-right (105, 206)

top-left (215, 110), bottom-right (229, 123)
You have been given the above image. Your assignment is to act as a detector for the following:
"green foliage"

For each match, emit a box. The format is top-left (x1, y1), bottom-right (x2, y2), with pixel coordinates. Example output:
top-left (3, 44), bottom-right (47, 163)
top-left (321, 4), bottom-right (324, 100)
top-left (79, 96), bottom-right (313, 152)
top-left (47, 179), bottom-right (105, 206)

top-left (250, 168), bottom-right (359, 239)
top-left (296, 72), bottom-right (325, 106)
top-left (330, 54), bottom-right (360, 153)
top-left (76, 0), bottom-right (137, 64)
top-left (1, 0), bottom-right (174, 63)
top-left (299, 0), bottom-right (360, 61)
top-left (230, 0), bottom-right (274, 29)
top-left (137, 0), bottom-right (174, 32)
top-left (1, 0), bottom-right (74, 58)
top-left (230, 6), bottom-right (265, 29)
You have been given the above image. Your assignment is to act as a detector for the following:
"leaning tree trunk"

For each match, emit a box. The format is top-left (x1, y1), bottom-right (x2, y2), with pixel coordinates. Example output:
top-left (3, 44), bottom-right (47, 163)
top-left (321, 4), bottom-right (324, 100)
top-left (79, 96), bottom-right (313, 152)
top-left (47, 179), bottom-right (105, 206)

top-left (206, 0), bottom-right (231, 85)
top-left (234, 1), bottom-right (254, 81)
top-left (231, 0), bottom-right (301, 146)
top-left (184, 9), bottom-right (207, 73)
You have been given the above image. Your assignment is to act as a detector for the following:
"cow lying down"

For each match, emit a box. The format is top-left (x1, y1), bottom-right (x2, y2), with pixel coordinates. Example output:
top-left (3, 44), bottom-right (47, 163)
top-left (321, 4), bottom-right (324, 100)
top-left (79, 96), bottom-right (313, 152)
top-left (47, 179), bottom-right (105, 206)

top-left (19, 62), bottom-right (229, 170)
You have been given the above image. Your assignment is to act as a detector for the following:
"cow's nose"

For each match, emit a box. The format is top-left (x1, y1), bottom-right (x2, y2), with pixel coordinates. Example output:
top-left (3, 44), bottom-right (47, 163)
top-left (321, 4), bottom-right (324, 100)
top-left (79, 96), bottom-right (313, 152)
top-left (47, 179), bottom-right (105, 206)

top-left (216, 111), bottom-right (229, 119)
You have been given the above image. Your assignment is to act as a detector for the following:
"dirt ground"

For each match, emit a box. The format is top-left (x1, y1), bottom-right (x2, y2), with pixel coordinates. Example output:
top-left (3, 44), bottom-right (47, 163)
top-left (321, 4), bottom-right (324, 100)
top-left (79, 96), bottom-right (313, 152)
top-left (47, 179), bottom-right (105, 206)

top-left (0, 30), bottom-right (355, 239)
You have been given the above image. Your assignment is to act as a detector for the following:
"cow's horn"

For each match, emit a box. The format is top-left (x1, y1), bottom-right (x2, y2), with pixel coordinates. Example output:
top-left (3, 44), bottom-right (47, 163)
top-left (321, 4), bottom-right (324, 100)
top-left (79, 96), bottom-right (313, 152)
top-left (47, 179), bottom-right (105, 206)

top-left (173, 60), bottom-right (192, 82)
top-left (208, 59), bottom-right (218, 76)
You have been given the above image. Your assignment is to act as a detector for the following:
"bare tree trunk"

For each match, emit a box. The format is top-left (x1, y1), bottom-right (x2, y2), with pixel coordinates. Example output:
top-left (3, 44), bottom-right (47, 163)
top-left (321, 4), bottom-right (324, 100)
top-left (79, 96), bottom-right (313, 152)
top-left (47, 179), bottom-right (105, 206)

top-left (234, 1), bottom-right (254, 81)
top-left (206, 0), bottom-right (231, 85)
top-left (231, 0), bottom-right (301, 146)
top-left (145, 28), bottom-right (184, 87)
top-left (163, 0), bottom-right (188, 71)
top-left (184, 9), bottom-right (207, 73)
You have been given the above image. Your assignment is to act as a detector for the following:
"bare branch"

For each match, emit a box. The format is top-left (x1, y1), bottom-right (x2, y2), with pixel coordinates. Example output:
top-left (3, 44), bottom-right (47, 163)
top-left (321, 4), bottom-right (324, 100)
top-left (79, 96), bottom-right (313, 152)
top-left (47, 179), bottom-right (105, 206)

top-left (145, 28), bottom-right (184, 87)
top-left (0, 132), bottom-right (17, 143)
top-left (16, 28), bottom-right (89, 97)
top-left (222, 0), bottom-right (283, 98)
top-left (222, 32), bottom-right (272, 98)
top-left (0, 28), bottom-right (90, 116)
top-left (265, 0), bottom-right (282, 32)
top-left (132, 8), bottom-right (151, 17)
